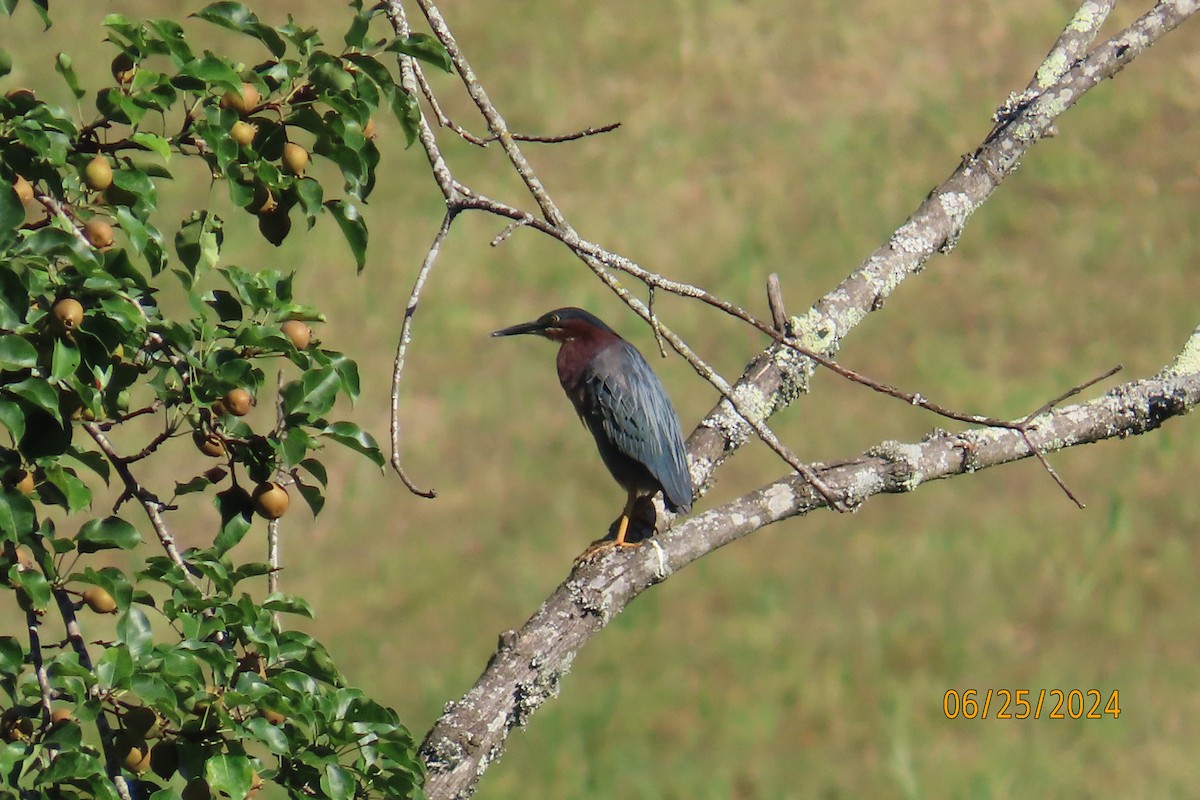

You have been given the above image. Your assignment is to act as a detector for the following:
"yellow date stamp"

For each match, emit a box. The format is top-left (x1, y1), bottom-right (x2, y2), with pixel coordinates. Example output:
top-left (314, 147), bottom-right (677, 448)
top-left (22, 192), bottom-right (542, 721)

top-left (943, 689), bottom-right (1121, 720)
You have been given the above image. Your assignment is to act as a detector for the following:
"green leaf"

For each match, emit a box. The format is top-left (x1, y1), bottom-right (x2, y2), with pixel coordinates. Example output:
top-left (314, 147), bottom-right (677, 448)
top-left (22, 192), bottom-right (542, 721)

top-left (0, 335), bottom-right (38, 369)
top-left (174, 52), bottom-right (243, 92)
top-left (282, 368), bottom-right (339, 418)
top-left (0, 636), bottom-right (22, 673)
top-left (95, 644), bottom-right (133, 691)
top-left (324, 200), bottom-right (367, 272)
top-left (322, 763), bottom-right (355, 800)
top-left (130, 131), bottom-right (172, 161)
top-left (326, 351), bottom-right (361, 405)
top-left (193, 2), bottom-right (286, 58)
top-left (41, 463), bottom-right (91, 512)
top-left (130, 672), bottom-right (173, 708)
top-left (0, 175), bottom-right (24, 246)
top-left (12, 567), bottom-right (52, 610)
top-left (205, 289), bottom-right (243, 322)
top-left (75, 516), bottom-right (141, 553)
top-left (50, 336), bottom-right (81, 382)
top-left (117, 606), bottom-right (153, 658)
top-left (0, 487), bottom-right (35, 538)
top-left (321, 421), bottom-right (384, 467)
top-left (295, 177), bottom-right (324, 225)
top-left (0, 399), bottom-right (25, 441)
top-left (31, 0), bottom-right (49, 29)
top-left (37, 751), bottom-right (110, 788)
top-left (299, 458), bottom-right (327, 486)
top-left (5, 376), bottom-right (62, 424)
top-left (206, 753), bottom-right (255, 800)
top-left (175, 210), bottom-right (224, 285)
top-left (389, 86), bottom-right (420, 147)
top-left (280, 426), bottom-right (316, 468)
top-left (111, 166), bottom-right (157, 213)
top-left (294, 478), bottom-right (324, 516)
top-left (386, 32), bottom-right (453, 73)
top-left (245, 714), bottom-right (289, 752)
top-left (309, 52), bottom-right (356, 94)
top-left (148, 18), bottom-right (194, 63)
top-left (55, 52), bottom-right (85, 99)
top-left (176, 468), bottom-right (224, 495)
top-left (66, 446), bottom-right (110, 484)
top-left (18, 226), bottom-right (97, 266)
top-left (95, 86), bottom-right (146, 126)
top-left (214, 487), bottom-right (252, 554)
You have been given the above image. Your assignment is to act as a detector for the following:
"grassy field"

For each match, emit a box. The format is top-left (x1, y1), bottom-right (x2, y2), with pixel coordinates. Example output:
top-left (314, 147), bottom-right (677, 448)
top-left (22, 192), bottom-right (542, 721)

top-left (5, 1), bottom-right (1200, 797)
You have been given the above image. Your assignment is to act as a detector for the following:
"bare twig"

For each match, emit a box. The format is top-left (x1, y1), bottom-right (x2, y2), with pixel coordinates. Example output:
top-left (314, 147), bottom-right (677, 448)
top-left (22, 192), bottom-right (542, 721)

top-left (647, 286), bottom-right (667, 359)
top-left (413, 65), bottom-right (488, 146)
top-left (388, 212), bottom-right (455, 498)
top-left (118, 416), bottom-right (180, 464)
top-left (510, 122), bottom-right (622, 143)
top-left (414, 0), bottom-right (571, 229)
top-left (413, 66), bottom-right (621, 145)
top-left (766, 273), bottom-right (787, 334)
top-left (1008, 363), bottom-right (1124, 509)
top-left (97, 400), bottom-right (163, 430)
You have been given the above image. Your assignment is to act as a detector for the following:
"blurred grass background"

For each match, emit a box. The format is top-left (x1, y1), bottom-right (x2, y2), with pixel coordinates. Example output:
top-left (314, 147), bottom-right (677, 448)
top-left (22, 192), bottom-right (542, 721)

top-left (4, 0), bottom-right (1200, 797)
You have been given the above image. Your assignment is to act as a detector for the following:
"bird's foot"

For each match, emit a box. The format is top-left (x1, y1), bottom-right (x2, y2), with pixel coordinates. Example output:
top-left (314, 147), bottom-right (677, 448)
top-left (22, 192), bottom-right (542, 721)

top-left (573, 537), bottom-right (639, 566)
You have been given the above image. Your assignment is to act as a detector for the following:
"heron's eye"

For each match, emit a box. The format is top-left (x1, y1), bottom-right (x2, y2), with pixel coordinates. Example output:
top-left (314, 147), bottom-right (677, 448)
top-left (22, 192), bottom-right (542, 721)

top-left (545, 313), bottom-right (560, 326)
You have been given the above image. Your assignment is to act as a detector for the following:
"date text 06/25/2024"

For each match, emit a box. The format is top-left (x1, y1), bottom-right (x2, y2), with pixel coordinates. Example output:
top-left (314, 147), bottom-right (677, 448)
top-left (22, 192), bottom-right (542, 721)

top-left (943, 689), bottom-right (1120, 720)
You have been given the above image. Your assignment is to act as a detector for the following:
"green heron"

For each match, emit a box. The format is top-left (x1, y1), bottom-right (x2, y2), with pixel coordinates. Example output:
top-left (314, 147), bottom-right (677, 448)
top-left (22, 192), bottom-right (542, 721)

top-left (492, 307), bottom-right (693, 550)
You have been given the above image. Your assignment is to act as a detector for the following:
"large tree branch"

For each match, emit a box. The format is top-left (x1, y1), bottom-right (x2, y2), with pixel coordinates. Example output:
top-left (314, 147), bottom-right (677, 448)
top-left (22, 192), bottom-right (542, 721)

top-left (403, 2), bottom-right (1199, 796)
top-left (422, 341), bottom-right (1200, 797)
top-left (689, 0), bottom-right (1197, 484)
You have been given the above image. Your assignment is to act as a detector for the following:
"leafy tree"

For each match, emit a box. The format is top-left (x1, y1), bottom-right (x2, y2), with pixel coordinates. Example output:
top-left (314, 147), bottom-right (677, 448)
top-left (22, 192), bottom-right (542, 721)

top-left (0, 2), bottom-right (447, 798)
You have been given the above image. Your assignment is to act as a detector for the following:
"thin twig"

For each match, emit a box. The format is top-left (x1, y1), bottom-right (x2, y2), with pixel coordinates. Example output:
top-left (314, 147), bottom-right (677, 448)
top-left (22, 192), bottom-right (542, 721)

top-left (414, 0), bottom-right (570, 229)
top-left (413, 65), bottom-right (488, 145)
top-left (490, 219), bottom-right (527, 246)
top-left (766, 273), bottom-right (787, 334)
top-left (1008, 363), bottom-right (1124, 509)
top-left (510, 122), bottom-right (622, 143)
top-left (413, 58), bottom-right (622, 146)
top-left (118, 417), bottom-right (181, 464)
top-left (388, 212), bottom-right (456, 498)
top-left (34, 192), bottom-right (90, 247)
top-left (647, 286), bottom-right (667, 359)
top-left (268, 369), bottom-right (284, 598)
top-left (5, 540), bottom-right (55, 722)
top-left (385, 1), bottom-right (458, 198)
top-left (27, 609), bottom-right (53, 721)
top-left (97, 400), bottom-right (163, 430)
top-left (82, 422), bottom-right (198, 584)
top-left (51, 585), bottom-right (123, 784)
top-left (1020, 364), bottom-right (1123, 423)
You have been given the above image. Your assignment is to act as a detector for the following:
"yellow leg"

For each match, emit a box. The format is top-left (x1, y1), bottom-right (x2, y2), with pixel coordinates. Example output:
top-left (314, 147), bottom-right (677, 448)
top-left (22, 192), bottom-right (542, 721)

top-left (612, 490), bottom-right (639, 548)
top-left (575, 490), bottom-right (641, 564)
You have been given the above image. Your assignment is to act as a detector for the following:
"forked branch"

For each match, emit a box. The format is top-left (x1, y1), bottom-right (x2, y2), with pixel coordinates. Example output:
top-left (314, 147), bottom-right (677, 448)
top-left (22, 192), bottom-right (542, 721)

top-left (385, 1), bottom-right (1200, 796)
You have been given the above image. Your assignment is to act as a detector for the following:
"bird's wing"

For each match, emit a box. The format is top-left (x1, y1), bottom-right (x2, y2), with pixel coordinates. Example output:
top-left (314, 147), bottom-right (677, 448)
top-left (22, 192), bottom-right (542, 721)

top-left (583, 342), bottom-right (693, 513)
